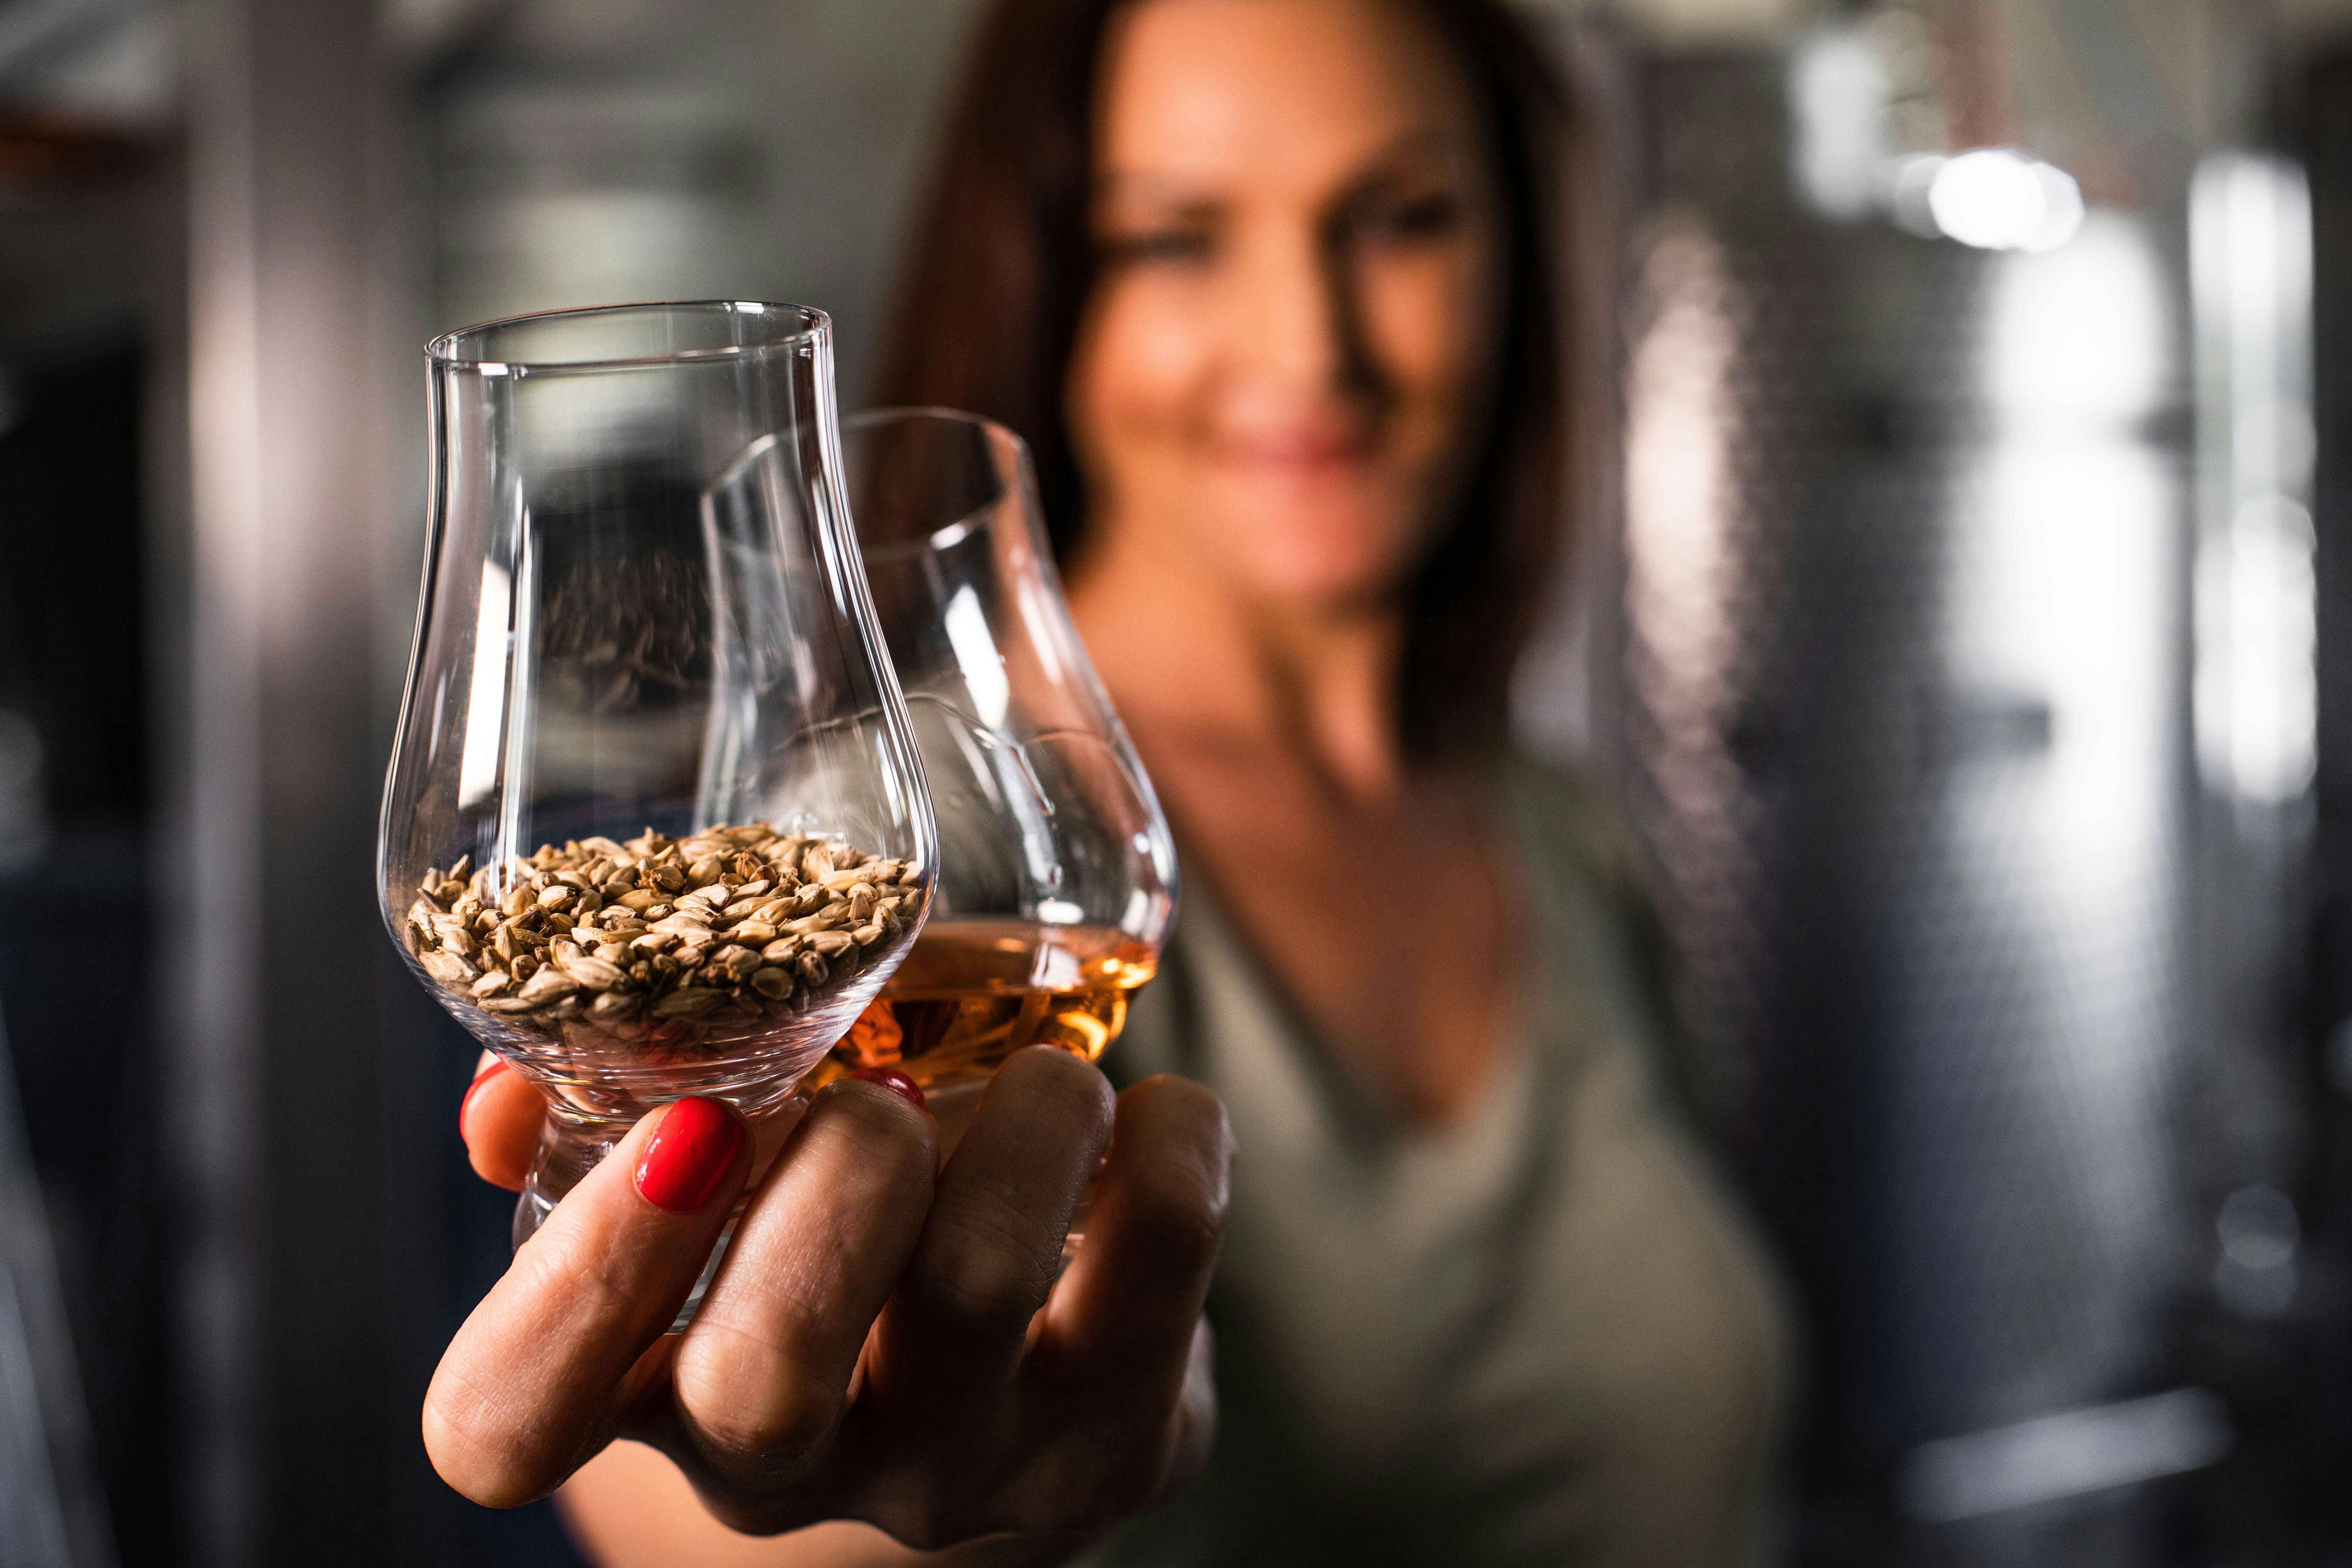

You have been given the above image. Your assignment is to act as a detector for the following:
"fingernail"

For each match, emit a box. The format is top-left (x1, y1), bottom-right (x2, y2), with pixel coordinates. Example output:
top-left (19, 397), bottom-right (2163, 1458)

top-left (458, 1058), bottom-right (507, 1134)
top-left (850, 1065), bottom-right (925, 1111)
top-left (634, 1097), bottom-right (746, 1214)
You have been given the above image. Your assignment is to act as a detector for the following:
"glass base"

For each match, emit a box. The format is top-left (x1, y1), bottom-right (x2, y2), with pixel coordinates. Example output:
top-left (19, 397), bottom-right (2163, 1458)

top-left (510, 1112), bottom-right (622, 1249)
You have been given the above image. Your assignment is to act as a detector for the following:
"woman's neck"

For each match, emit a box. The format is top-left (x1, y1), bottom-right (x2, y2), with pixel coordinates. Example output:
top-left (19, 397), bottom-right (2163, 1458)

top-left (1065, 507), bottom-right (1519, 1129)
top-left (1066, 516), bottom-right (1411, 803)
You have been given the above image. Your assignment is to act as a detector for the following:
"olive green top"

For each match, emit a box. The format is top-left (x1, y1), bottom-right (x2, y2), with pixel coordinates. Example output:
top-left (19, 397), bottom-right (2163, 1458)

top-left (1085, 756), bottom-right (1790, 1568)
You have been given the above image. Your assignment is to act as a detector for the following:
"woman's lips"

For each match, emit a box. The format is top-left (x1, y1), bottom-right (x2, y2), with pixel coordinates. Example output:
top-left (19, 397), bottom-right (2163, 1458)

top-left (1213, 428), bottom-right (1376, 471)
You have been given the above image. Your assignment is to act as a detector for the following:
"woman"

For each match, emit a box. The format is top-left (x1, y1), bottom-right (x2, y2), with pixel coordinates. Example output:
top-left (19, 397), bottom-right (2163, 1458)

top-left (430, 0), bottom-right (1789, 1561)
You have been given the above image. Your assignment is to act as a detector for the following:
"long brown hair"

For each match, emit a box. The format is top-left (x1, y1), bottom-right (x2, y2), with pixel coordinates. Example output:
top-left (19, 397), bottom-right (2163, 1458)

top-left (870, 0), bottom-right (1581, 760)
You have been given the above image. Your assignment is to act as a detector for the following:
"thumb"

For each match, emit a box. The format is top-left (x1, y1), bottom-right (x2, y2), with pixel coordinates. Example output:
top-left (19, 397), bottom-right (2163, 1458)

top-left (459, 1053), bottom-right (546, 1191)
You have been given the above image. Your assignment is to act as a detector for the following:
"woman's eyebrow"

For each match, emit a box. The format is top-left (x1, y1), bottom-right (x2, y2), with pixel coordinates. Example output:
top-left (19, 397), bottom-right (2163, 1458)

top-left (1089, 182), bottom-right (1224, 224)
top-left (1092, 172), bottom-right (1222, 206)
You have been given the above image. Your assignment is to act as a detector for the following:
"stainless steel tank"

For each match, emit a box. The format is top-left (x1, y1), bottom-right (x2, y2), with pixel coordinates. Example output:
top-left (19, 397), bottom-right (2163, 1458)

top-left (1613, 52), bottom-right (2198, 1559)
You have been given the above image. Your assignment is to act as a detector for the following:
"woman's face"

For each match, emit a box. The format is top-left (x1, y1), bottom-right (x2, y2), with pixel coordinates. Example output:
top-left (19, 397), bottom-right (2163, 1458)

top-left (1066, 0), bottom-right (1505, 614)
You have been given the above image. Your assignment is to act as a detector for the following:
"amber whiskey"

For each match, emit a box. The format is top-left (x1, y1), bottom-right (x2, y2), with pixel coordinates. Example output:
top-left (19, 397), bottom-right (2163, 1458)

top-left (810, 918), bottom-right (1158, 1091)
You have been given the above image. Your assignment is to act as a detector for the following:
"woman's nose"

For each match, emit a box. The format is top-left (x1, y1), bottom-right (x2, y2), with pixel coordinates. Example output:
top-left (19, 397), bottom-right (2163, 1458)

top-left (1227, 220), bottom-right (1369, 399)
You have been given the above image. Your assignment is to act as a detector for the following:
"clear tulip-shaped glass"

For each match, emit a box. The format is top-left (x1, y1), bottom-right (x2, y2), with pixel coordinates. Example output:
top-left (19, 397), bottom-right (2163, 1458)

top-left (810, 408), bottom-right (1176, 1136)
top-left (378, 302), bottom-right (936, 1241)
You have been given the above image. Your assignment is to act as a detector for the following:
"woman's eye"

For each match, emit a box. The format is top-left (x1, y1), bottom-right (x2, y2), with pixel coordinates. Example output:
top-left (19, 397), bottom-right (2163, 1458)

top-left (1349, 192), bottom-right (1464, 245)
top-left (1103, 227), bottom-right (1214, 268)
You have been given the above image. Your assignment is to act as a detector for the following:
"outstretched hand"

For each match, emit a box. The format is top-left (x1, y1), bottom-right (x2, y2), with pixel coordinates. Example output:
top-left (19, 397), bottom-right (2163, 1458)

top-left (429, 1047), bottom-right (1230, 1554)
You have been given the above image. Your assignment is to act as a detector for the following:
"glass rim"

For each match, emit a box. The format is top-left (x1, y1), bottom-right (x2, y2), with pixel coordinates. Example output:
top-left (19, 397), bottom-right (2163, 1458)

top-left (845, 405), bottom-right (1023, 444)
top-left (424, 299), bottom-right (828, 376)
top-left (843, 406), bottom-right (1038, 561)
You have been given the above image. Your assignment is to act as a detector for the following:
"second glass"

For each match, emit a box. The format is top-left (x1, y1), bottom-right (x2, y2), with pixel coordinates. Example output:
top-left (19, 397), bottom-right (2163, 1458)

top-left (811, 409), bottom-right (1177, 1127)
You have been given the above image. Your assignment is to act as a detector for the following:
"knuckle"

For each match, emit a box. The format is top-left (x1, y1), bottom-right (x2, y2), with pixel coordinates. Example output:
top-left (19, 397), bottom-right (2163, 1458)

top-left (699, 1492), bottom-right (830, 1540)
top-left (864, 1510), bottom-right (959, 1554)
top-left (808, 1081), bottom-right (935, 1164)
top-left (1016, 1434), bottom-right (1168, 1537)
top-left (1119, 1166), bottom-right (1226, 1275)
top-left (419, 1222), bottom-right (650, 1508)
top-left (690, 1395), bottom-right (838, 1473)
top-left (510, 1216), bottom-right (626, 1311)
top-left (826, 1475), bottom-right (973, 1553)
top-left (674, 1337), bottom-right (843, 1467)
top-left (1004, 1045), bottom-right (1115, 1125)
top-left (877, 1494), bottom-right (967, 1553)
top-left (911, 1187), bottom-right (1057, 1326)
top-left (421, 1368), bottom-right (563, 1507)
top-left (1130, 1074), bottom-right (1233, 1156)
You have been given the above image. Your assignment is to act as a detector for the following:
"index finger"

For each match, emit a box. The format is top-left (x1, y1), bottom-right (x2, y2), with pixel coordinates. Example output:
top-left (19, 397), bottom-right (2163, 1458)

top-left (424, 1096), bottom-right (753, 1506)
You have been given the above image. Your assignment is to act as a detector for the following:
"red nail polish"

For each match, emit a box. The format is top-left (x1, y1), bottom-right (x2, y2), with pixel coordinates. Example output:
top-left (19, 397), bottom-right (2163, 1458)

top-left (851, 1065), bottom-right (926, 1111)
top-left (458, 1059), bottom-right (507, 1133)
top-left (634, 1098), bottom-right (746, 1214)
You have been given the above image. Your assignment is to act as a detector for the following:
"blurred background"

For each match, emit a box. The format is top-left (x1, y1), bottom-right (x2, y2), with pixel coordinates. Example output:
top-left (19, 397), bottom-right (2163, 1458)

top-left (2, 0), bottom-right (2351, 1562)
